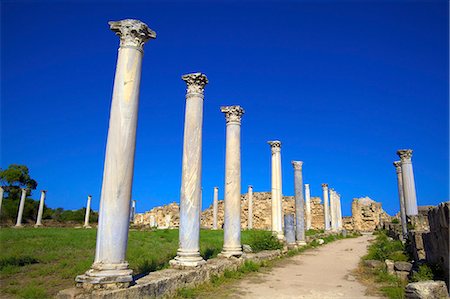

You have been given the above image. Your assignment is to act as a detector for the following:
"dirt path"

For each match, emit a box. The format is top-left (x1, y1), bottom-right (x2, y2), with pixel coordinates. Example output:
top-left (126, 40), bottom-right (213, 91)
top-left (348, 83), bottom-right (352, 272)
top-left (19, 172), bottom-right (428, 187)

top-left (228, 235), bottom-right (381, 299)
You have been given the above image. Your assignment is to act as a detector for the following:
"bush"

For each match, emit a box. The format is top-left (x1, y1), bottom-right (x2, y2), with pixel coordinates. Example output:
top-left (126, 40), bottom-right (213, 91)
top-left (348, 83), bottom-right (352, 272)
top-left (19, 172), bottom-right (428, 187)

top-left (365, 232), bottom-right (406, 261)
top-left (411, 265), bottom-right (434, 282)
top-left (247, 231), bottom-right (282, 252)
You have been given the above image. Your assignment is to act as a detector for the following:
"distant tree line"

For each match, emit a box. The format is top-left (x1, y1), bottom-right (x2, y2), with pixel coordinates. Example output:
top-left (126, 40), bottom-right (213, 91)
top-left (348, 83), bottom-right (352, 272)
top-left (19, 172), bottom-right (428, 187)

top-left (0, 164), bottom-right (98, 225)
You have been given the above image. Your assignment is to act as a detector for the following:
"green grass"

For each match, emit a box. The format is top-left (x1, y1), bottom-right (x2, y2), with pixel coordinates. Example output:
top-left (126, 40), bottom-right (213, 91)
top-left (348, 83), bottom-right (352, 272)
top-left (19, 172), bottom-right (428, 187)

top-left (0, 228), bottom-right (273, 298)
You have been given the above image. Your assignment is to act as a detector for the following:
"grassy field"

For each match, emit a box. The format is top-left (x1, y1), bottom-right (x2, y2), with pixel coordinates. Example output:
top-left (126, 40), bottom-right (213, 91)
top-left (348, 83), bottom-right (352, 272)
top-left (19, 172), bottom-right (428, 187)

top-left (0, 227), bottom-right (278, 299)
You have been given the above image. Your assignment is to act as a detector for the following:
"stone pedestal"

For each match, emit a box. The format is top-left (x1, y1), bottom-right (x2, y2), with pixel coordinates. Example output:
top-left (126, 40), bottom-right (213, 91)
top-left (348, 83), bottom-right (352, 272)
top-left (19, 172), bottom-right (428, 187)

top-left (322, 184), bottom-right (330, 231)
top-left (394, 161), bottom-right (408, 236)
top-left (76, 19), bottom-right (155, 289)
top-left (35, 190), bottom-right (46, 227)
top-left (284, 214), bottom-right (296, 247)
top-left (15, 188), bottom-right (27, 227)
top-left (268, 140), bottom-right (283, 240)
top-left (292, 161), bottom-right (306, 245)
top-left (397, 149), bottom-right (418, 216)
top-left (170, 72), bottom-right (208, 268)
top-left (220, 106), bottom-right (244, 258)
top-left (83, 195), bottom-right (92, 228)
top-left (212, 187), bottom-right (219, 230)
top-left (304, 184), bottom-right (312, 230)
top-left (247, 185), bottom-right (253, 229)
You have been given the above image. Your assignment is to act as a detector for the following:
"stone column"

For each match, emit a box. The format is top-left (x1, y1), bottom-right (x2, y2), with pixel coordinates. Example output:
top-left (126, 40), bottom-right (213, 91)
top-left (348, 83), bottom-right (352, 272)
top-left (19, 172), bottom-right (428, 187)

top-left (165, 214), bottom-right (171, 228)
top-left (130, 200), bottom-right (136, 223)
top-left (284, 214), bottom-right (296, 247)
top-left (304, 184), bottom-right (312, 230)
top-left (76, 19), bottom-right (155, 288)
top-left (220, 105), bottom-right (244, 258)
top-left (0, 186), bottom-right (4, 215)
top-left (247, 185), bottom-right (253, 230)
top-left (322, 184), bottom-right (330, 231)
top-left (170, 72), bottom-right (208, 268)
top-left (35, 190), bottom-right (47, 227)
top-left (15, 188), bottom-right (27, 227)
top-left (292, 161), bottom-right (306, 245)
top-left (394, 161), bottom-right (408, 236)
top-left (150, 215), bottom-right (156, 228)
top-left (397, 149), bottom-right (418, 216)
top-left (329, 189), bottom-right (337, 231)
top-left (336, 192), bottom-right (343, 230)
top-left (268, 140), bottom-right (283, 239)
top-left (212, 187), bottom-right (219, 230)
top-left (83, 195), bottom-right (92, 228)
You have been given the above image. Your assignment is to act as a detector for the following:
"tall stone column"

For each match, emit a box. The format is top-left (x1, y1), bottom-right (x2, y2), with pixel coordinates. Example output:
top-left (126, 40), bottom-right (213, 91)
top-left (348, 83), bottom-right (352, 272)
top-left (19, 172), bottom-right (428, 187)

top-left (322, 184), bottom-right (330, 231)
top-left (247, 185), bottom-right (253, 229)
top-left (35, 190), bottom-right (47, 227)
top-left (394, 161), bottom-right (408, 236)
top-left (292, 161), bottom-right (306, 245)
top-left (15, 188), bottom-right (27, 227)
top-left (220, 105), bottom-right (244, 258)
top-left (329, 189), bottom-right (337, 231)
top-left (130, 200), bottom-right (136, 223)
top-left (397, 149), bottom-right (418, 216)
top-left (212, 187), bottom-right (219, 230)
top-left (76, 19), bottom-right (155, 288)
top-left (0, 186), bottom-right (4, 215)
top-left (304, 184), bottom-right (312, 230)
top-left (336, 192), bottom-right (343, 230)
top-left (284, 214), bottom-right (296, 247)
top-left (268, 140), bottom-right (283, 239)
top-left (170, 72), bottom-right (208, 268)
top-left (84, 195), bottom-right (92, 228)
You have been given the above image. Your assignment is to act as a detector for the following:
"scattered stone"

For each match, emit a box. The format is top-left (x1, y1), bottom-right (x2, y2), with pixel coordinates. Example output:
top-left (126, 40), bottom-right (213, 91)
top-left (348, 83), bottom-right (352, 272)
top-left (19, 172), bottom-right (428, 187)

top-left (242, 244), bottom-right (252, 253)
top-left (405, 280), bottom-right (449, 299)
top-left (385, 259), bottom-right (395, 275)
top-left (394, 261), bottom-right (413, 272)
top-left (364, 260), bottom-right (383, 269)
top-left (317, 239), bottom-right (324, 245)
top-left (395, 271), bottom-right (410, 281)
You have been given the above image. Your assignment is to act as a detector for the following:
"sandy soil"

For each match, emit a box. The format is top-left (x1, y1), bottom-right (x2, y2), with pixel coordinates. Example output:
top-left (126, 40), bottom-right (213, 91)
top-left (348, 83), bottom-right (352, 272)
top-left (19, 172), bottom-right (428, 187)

top-left (229, 235), bottom-right (382, 299)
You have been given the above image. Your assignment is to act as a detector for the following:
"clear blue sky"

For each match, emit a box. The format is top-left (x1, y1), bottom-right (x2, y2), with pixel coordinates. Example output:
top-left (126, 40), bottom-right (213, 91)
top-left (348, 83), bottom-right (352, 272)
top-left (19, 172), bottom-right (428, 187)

top-left (1, 1), bottom-right (448, 217)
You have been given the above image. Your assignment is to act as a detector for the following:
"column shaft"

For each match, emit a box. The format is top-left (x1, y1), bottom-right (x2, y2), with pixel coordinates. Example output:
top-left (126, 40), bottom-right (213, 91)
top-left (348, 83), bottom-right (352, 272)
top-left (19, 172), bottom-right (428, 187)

top-left (0, 187), bottom-right (4, 215)
top-left (276, 151), bottom-right (283, 236)
top-left (322, 184), bottom-right (330, 231)
top-left (292, 161), bottom-right (306, 245)
top-left (15, 188), bottom-right (27, 227)
top-left (84, 195), bottom-right (92, 228)
top-left (397, 150), bottom-right (418, 216)
top-left (329, 189), bottom-right (337, 231)
top-left (35, 190), bottom-right (46, 227)
top-left (304, 184), bottom-right (311, 230)
top-left (248, 186), bottom-right (253, 229)
top-left (212, 187), bottom-right (219, 230)
top-left (394, 161), bottom-right (408, 236)
top-left (284, 214), bottom-right (296, 246)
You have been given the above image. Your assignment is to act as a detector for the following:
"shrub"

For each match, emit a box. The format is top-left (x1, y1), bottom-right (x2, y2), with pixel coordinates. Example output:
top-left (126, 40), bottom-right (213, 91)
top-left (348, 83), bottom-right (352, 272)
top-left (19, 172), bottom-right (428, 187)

top-left (411, 265), bottom-right (434, 282)
top-left (247, 231), bottom-right (282, 252)
top-left (364, 232), bottom-right (406, 261)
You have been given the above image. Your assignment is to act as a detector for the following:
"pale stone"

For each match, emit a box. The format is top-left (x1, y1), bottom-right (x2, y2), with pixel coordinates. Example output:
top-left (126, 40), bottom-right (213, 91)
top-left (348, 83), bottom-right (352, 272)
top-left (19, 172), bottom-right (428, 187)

top-left (405, 280), bottom-right (448, 299)
top-left (337, 192), bottom-right (343, 230)
top-left (247, 185), bottom-right (253, 229)
top-left (304, 184), bottom-right (312, 230)
top-left (149, 215), bottom-right (156, 228)
top-left (268, 140), bottom-right (283, 239)
top-left (284, 214), bottom-right (296, 246)
top-left (170, 72), bottom-right (208, 268)
top-left (76, 19), bottom-right (155, 289)
top-left (220, 105), bottom-right (244, 258)
top-left (0, 186), bottom-right (4, 215)
top-left (397, 149), bottom-right (418, 216)
top-left (394, 161), bottom-right (408, 236)
top-left (165, 214), bottom-right (171, 228)
top-left (329, 189), bottom-right (338, 231)
top-left (15, 188), bottom-right (27, 227)
top-left (130, 200), bottom-right (136, 224)
top-left (212, 187), bottom-right (219, 230)
top-left (83, 195), bottom-right (92, 228)
top-left (322, 184), bottom-right (330, 231)
top-left (292, 161), bottom-right (306, 245)
top-left (34, 190), bottom-right (46, 227)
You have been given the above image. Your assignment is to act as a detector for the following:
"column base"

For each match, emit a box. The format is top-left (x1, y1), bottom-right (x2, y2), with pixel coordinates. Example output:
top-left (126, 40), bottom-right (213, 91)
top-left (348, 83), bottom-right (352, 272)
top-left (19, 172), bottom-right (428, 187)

top-left (219, 245), bottom-right (243, 258)
top-left (169, 250), bottom-right (206, 268)
top-left (296, 240), bottom-right (307, 246)
top-left (83, 225), bottom-right (92, 229)
top-left (276, 232), bottom-right (285, 241)
top-left (34, 224), bottom-right (43, 228)
top-left (13, 224), bottom-right (23, 228)
top-left (75, 262), bottom-right (133, 290)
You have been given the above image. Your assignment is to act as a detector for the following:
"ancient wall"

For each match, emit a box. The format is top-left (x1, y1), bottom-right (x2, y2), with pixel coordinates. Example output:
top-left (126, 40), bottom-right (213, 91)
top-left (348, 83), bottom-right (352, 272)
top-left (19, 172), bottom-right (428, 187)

top-left (351, 197), bottom-right (390, 232)
top-left (134, 202), bottom-right (180, 228)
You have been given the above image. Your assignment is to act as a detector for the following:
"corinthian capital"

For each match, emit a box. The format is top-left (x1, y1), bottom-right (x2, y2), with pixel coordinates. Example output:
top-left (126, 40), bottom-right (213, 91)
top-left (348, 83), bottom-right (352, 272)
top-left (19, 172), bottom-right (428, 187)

top-left (268, 140), bottom-right (281, 153)
top-left (291, 161), bottom-right (303, 170)
top-left (397, 149), bottom-right (413, 162)
top-left (221, 105), bottom-right (245, 124)
top-left (109, 19), bottom-right (156, 51)
top-left (321, 183), bottom-right (328, 189)
top-left (393, 161), bottom-right (402, 173)
top-left (182, 73), bottom-right (208, 95)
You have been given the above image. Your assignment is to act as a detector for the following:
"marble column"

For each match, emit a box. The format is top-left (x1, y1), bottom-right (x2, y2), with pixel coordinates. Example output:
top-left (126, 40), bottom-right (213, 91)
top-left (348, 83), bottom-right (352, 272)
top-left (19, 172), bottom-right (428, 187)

top-left (304, 184), bottom-right (312, 230)
top-left (83, 195), bottom-right (92, 228)
top-left (15, 188), bottom-right (27, 227)
top-left (220, 105), bottom-right (244, 258)
top-left (336, 192), bottom-right (343, 230)
top-left (35, 190), bottom-right (47, 227)
top-left (284, 214), bottom-right (296, 247)
top-left (292, 161), bottom-right (306, 245)
top-left (394, 161), bottom-right (408, 236)
top-left (76, 19), bottom-right (155, 288)
top-left (397, 149), bottom-right (418, 216)
top-left (322, 184), bottom-right (330, 231)
top-left (150, 215), bottom-right (156, 228)
top-left (170, 72), bottom-right (208, 268)
top-left (0, 186), bottom-right (4, 215)
top-left (268, 140), bottom-right (283, 239)
top-left (329, 189), bottom-right (337, 231)
top-left (165, 214), bottom-right (171, 228)
top-left (212, 187), bottom-right (219, 230)
top-left (247, 185), bottom-right (253, 230)
top-left (130, 200), bottom-right (136, 223)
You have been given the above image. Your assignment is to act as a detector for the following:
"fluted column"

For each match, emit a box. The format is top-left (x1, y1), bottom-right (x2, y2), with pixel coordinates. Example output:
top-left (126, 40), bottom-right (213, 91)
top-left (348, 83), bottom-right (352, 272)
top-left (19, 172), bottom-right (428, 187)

top-left (322, 184), bottom-right (330, 231)
top-left (15, 188), bottom-right (27, 227)
top-left (397, 150), bottom-right (418, 216)
top-left (394, 161), bottom-right (408, 236)
top-left (220, 105), bottom-right (244, 258)
top-left (247, 185), bottom-right (253, 229)
top-left (292, 161), bottom-right (306, 245)
top-left (76, 19), bottom-right (155, 288)
top-left (329, 189), bottom-right (338, 231)
top-left (170, 72), bottom-right (208, 268)
top-left (212, 187), bottom-right (219, 230)
top-left (83, 195), bottom-right (92, 228)
top-left (304, 184), bottom-right (311, 230)
top-left (0, 186), bottom-right (4, 215)
top-left (268, 140), bottom-right (283, 239)
top-left (35, 190), bottom-right (47, 227)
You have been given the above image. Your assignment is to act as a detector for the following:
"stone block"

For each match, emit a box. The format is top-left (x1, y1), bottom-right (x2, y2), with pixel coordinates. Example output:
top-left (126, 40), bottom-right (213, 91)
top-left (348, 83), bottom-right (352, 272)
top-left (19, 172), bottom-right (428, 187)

top-left (394, 261), bottom-right (413, 272)
top-left (405, 280), bottom-right (449, 299)
top-left (385, 259), bottom-right (395, 275)
top-left (364, 260), bottom-right (383, 269)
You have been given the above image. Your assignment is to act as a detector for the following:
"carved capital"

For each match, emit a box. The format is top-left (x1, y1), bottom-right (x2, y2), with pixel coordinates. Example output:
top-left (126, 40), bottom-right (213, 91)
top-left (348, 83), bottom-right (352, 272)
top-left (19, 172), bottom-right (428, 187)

top-left (268, 140), bottom-right (281, 153)
top-left (221, 105), bottom-right (244, 124)
top-left (321, 183), bottom-right (328, 189)
top-left (182, 73), bottom-right (208, 95)
top-left (109, 19), bottom-right (156, 51)
top-left (397, 149), bottom-right (413, 162)
top-left (291, 161), bottom-right (303, 170)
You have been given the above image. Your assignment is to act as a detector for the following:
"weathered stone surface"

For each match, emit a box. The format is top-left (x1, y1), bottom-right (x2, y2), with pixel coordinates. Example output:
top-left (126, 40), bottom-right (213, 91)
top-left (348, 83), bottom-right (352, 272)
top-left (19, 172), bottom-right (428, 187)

top-left (351, 197), bottom-right (390, 232)
top-left (394, 261), bottom-right (413, 272)
top-left (134, 202), bottom-right (179, 228)
top-left (242, 244), bottom-right (252, 253)
top-left (364, 260), bottom-right (383, 269)
top-left (405, 280), bottom-right (449, 299)
top-left (408, 231), bottom-right (426, 261)
top-left (395, 270), bottom-right (410, 281)
top-left (385, 259), bottom-right (395, 275)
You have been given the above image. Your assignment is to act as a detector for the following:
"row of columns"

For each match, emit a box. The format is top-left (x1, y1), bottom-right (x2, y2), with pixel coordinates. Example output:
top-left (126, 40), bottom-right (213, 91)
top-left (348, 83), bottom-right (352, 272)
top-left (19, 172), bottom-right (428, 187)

top-left (321, 184), bottom-right (343, 232)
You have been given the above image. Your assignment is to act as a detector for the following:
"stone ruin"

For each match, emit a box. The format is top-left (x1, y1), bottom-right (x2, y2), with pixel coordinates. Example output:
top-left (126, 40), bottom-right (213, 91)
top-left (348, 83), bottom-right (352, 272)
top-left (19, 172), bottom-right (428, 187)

top-left (350, 196), bottom-right (390, 232)
top-left (134, 202), bottom-right (179, 228)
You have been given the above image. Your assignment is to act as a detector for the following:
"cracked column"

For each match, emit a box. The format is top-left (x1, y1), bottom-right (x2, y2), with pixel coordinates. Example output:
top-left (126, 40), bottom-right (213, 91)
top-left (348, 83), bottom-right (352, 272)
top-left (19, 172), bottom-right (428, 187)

top-left (322, 184), bottom-right (330, 231)
top-left (212, 187), bottom-right (219, 230)
top-left (0, 186), bottom-right (4, 215)
top-left (397, 149), bottom-right (418, 216)
top-left (394, 161), bottom-right (408, 236)
top-left (15, 188), bottom-right (27, 227)
top-left (220, 105), bottom-right (244, 258)
top-left (83, 195), bottom-right (92, 228)
top-left (292, 161), bottom-right (306, 245)
top-left (247, 185), bottom-right (253, 230)
top-left (170, 72), bottom-right (208, 268)
top-left (329, 189), bottom-right (337, 231)
top-left (76, 19), bottom-right (155, 288)
top-left (35, 190), bottom-right (46, 227)
top-left (268, 140), bottom-right (283, 239)
top-left (304, 184), bottom-right (312, 230)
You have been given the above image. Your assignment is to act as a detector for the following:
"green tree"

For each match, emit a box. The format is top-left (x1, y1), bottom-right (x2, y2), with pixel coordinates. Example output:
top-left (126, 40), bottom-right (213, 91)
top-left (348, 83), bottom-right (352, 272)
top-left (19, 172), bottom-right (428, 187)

top-left (0, 164), bottom-right (38, 200)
